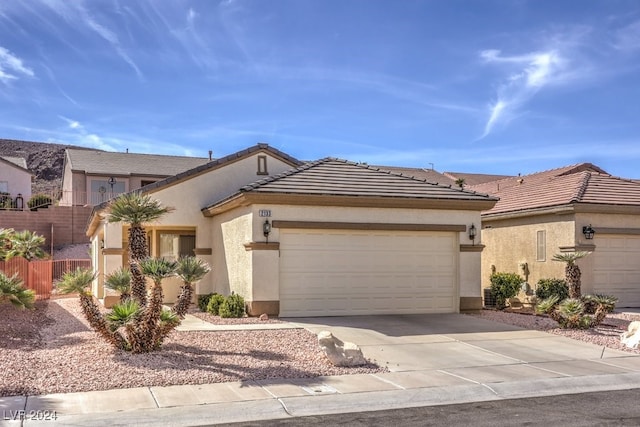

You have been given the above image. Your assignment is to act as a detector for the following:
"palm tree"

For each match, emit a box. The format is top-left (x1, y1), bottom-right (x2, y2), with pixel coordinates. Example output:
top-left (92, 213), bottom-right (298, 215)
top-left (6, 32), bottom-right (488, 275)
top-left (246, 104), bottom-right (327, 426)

top-left (173, 256), bottom-right (211, 318)
top-left (0, 228), bottom-right (14, 261)
top-left (139, 257), bottom-right (177, 351)
top-left (6, 230), bottom-right (46, 261)
top-left (107, 192), bottom-right (173, 306)
top-left (552, 251), bottom-right (590, 298)
top-left (0, 271), bottom-right (35, 309)
top-left (57, 268), bottom-right (128, 349)
top-left (104, 267), bottom-right (131, 302)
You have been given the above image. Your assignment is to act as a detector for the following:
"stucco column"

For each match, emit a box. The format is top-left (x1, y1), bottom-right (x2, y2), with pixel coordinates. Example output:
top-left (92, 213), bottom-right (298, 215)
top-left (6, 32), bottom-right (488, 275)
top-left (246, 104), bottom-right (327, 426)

top-left (246, 243), bottom-right (280, 316)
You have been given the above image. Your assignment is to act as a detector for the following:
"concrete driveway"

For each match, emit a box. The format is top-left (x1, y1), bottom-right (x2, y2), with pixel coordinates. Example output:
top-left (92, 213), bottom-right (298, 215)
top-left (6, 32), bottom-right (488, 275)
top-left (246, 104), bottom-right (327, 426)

top-left (289, 314), bottom-right (640, 390)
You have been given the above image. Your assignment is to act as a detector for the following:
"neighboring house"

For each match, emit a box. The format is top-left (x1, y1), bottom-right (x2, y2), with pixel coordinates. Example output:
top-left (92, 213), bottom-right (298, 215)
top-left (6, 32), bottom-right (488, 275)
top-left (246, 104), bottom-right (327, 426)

top-left (0, 156), bottom-right (33, 208)
top-left (472, 163), bottom-right (640, 307)
top-left (60, 149), bottom-right (211, 206)
top-left (86, 143), bottom-right (497, 317)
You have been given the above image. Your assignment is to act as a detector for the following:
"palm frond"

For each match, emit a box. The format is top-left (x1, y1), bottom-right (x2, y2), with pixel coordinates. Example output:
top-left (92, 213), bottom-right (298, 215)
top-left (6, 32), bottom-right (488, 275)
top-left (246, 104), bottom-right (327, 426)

top-left (56, 267), bottom-right (96, 295)
top-left (0, 271), bottom-right (35, 309)
top-left (552, 251), bottom-right (591, 265)
top-left (140, 257), bottom-right (177, 283)
top-left (176, 256), bottom-right (211, 284)
top-left (104, 267), bottom-right (131, 294)
top-left (107, 192), bottom-right (173, 226)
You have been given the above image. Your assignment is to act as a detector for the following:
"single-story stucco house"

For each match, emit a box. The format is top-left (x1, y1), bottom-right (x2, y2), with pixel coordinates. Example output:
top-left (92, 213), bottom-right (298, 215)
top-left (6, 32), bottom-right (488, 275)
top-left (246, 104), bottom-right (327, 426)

top-left (471, 163), bottom-right (640, 308)
top-left (86, 144), bottom-right (497, 317)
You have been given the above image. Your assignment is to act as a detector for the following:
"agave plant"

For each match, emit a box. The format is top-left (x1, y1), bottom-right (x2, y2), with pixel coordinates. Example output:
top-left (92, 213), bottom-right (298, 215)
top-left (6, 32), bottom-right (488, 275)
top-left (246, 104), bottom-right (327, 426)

top-left (104, 267), bottom-right (132, 302)
top-left (0, 271), bottom-right (35, 309)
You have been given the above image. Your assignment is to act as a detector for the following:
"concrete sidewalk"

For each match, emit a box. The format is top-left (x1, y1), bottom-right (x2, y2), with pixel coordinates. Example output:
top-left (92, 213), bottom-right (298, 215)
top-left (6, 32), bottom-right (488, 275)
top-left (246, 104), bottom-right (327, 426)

top-left (3, 313), bottom-right (640, 426)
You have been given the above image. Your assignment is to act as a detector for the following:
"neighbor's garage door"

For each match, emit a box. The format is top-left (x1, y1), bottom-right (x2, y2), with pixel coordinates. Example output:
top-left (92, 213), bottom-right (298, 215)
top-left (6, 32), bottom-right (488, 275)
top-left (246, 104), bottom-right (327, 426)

top-left (593, 235), bottom-right (640, 307)
top-left (279, 229), bottom-right (458, 317)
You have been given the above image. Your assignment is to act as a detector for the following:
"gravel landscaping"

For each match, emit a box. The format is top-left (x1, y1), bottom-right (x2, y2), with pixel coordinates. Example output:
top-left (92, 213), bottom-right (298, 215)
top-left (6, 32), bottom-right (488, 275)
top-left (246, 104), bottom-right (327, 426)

top-left (0, 298), bottom-right (383, 397)
top-left (468, 309), bottom-right (640, 354)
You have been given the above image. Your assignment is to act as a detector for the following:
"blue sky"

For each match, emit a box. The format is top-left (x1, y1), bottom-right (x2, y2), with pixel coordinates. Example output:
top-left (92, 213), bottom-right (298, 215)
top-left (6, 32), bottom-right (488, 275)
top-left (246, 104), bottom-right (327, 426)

top-left (0, 0), bottom-right (639, 177)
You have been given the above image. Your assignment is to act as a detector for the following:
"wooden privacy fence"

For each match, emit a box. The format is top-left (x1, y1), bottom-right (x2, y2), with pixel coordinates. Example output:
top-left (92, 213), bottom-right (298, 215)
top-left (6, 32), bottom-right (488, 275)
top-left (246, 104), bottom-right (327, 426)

top-left (0, 258), bottom-right (92, 300)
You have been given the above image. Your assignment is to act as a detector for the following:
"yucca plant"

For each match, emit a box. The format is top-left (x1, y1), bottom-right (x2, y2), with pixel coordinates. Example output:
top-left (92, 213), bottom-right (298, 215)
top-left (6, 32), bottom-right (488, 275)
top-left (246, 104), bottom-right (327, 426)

top-left (107, 192), bottom-right (173, 306)
top-left (139, 257), bottom-right (177, 352)
top-left (104, 267), bottom-right (132, 302)
top-left (57, 268), bottom-right (128, 349)
top-left (557, 298), bottom-right (588, 329)
top-left (552, 252), bottom-right (590, 298)
top-left (173, 256), bottom-right (211, 318)
top-left (106, 299), bottom-right (141, 332)
top-left (0, 271), bottom-right (35, 309)
top-left (535, 293), bottom-right (617, 329)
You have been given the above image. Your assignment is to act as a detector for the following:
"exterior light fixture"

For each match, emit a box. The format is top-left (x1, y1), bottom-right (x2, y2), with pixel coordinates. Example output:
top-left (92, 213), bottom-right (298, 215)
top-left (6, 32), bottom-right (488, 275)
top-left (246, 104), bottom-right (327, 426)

top-left (468, 224), bottom-right (477, 242)
top-left (108, 176), bottom-right (117, 197)
top-left (263, 219), bottom-right (272, 243)
top-left (582, 224), bottom-right (595, 240)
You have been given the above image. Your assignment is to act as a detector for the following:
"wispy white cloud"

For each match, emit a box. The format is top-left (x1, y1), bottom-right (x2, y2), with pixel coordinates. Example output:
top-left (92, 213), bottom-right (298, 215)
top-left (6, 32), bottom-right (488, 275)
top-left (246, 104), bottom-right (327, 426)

top-left (0, 46), bottom-right (34, 83)
top-left (58, 116), bottom-right (117, 151)
top-left (614, 20), bottom-right (640, 52)
top-left (478, 48), bottom-right (566, 138)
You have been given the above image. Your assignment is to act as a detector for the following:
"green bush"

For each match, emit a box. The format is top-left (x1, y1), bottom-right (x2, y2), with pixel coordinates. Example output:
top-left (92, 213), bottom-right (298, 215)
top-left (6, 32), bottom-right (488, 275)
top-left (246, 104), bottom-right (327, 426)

top-left (582, 294), bottom-right (617, 315)
top-left (0, 192), bottom-right (13, 209)
top-left (535, 294), bottom-right (617, 329)
top-left (535, 278), bottom-right (569, 301)
top-left (206, 293), bottom-right (226, 315)
top-left (197, 293), bottom-right (216, 312)
top-left (28, 194), bottom-right (53, 210)
top-left (219, 293), bottom-right (246, 318)
top-left (489, 272), bottom-right (524, 309)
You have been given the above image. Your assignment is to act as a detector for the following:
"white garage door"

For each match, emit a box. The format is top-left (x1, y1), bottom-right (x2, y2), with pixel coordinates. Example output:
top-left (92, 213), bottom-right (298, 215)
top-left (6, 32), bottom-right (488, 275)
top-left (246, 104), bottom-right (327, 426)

top-left (593, 235), bottom-right (640, 307)
top-left (279, 229), bottom-right (458, 317)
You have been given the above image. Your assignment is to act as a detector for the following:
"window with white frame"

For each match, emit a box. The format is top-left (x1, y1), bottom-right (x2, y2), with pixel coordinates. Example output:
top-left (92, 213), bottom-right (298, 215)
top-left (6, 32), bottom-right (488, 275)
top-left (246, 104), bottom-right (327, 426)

top-left (537, 230), bottom-right (546, 261)
top-left (0, 181), bottom-right (8, 193)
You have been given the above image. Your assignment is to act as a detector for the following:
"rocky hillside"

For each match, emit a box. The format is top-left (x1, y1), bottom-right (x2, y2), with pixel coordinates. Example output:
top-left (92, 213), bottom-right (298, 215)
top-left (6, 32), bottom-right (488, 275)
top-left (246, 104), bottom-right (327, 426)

top-left (0, 139), bottom-right (95, 194)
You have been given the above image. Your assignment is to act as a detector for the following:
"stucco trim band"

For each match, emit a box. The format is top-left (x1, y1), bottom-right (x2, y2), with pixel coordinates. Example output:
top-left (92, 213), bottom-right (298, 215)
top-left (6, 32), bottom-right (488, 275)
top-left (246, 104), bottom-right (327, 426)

top-left (246, 300), bottom-right (280, 316)
top-left (594, 227), bottom-right (640, 235)
top-left (193, 248), bottom-right (213, 255)
top-left (559, 244), bottom-right (596, 252)
top-left (271, 220), bottom-right (466, 232)
top-left (244, 242), bottom-right (280, 251)
top-left (102, 248), bottom-right (125, 255)
top-left (459, 244), bottom-right (485, 252)
top-left (460, 297), bottom-right (482, 311)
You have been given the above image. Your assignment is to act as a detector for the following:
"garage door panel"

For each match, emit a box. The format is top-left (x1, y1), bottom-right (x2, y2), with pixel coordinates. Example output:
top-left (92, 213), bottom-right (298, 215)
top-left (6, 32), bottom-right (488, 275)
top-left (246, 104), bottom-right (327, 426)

top-left (279, 229), bottom-right (458, 316)
top-left (593, 235), bottom-right (640, 307)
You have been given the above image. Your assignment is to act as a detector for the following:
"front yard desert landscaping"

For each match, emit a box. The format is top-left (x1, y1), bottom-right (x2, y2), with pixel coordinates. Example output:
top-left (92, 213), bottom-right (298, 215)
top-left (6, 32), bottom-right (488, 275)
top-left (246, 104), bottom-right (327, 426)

top-left (0, 298), bottom-right (384, 397)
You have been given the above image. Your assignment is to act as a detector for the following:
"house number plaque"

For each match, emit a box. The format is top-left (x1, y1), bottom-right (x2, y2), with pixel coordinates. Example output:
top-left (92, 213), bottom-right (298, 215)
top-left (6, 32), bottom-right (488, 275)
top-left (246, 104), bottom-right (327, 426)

top-left (259, 210), bottom-right (272, 217)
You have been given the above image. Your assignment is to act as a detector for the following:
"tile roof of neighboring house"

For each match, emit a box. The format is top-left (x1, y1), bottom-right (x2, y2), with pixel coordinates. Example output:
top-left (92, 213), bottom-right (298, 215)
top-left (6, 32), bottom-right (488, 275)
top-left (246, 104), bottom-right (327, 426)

top-left (66, 149), bottom-right (210, 177)
top-left (470, 163), bottom-right (640, 216)
top-left (0, 156), bottom-right (32, 174)
top-left (444, 172), bottom-right (514, 186)
top-left (371, 165), bottom-right (456, 186)
top-left (205, 158), bottom-right (497, 212)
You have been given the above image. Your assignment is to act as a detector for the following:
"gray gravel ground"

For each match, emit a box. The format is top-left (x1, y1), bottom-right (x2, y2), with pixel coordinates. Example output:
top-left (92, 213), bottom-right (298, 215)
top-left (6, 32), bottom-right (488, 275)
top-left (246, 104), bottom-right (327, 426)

top-left (0, 298), bottom-right (384, 397)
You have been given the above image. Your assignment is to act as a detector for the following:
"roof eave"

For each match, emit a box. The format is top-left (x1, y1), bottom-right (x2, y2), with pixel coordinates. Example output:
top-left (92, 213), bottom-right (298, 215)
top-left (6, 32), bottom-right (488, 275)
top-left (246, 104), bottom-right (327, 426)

top-left (203, 192), bottom-right (497, 217)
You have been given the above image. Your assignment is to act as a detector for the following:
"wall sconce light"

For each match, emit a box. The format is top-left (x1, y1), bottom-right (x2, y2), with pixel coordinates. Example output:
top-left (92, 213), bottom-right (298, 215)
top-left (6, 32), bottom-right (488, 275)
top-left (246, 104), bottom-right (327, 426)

top-left (263, 219), bottom-right (272, 243)
top-left (468, 224), bottom-right (477, 243)
top-left (582, 224), bottom-right (595, 240)
top-left (100, 239), bottom-right (105, 249)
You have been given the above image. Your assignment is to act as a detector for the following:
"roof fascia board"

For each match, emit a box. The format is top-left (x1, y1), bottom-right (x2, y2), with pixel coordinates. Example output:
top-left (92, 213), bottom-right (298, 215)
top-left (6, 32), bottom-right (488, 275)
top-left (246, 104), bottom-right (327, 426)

top-left (203, 192), bottom-right (497, 216)
top-left (482, 204), bottom-right (575, 221)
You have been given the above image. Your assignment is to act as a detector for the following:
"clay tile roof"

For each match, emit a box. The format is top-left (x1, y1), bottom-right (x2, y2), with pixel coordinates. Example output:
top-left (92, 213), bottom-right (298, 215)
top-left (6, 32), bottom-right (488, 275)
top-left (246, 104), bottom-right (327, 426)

top-left (66, 149), bottom-right (210, 177)
top-left (236, 158), bottom-right (496, 201)
top-left (443, 171), bottom-right (514, 186)
top-left (470, 162), bottom-right (640, 216)
top-left (370, 165), bottom-right (456, 186)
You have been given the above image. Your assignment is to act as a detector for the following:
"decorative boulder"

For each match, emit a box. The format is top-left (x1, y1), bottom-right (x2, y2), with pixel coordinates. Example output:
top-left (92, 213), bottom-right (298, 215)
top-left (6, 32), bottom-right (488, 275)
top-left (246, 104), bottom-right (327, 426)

top-left (621, 321), bottom-right (640, 349)
top-left (259, 313), bottom-right (269, 321)
top-left (317, 330), bottom-right (367, 367)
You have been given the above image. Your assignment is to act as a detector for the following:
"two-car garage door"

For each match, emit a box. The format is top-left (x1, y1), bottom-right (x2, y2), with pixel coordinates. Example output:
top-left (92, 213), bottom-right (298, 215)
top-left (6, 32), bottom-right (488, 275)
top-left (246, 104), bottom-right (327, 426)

top-left (278, 229), bottom-right (458, 317)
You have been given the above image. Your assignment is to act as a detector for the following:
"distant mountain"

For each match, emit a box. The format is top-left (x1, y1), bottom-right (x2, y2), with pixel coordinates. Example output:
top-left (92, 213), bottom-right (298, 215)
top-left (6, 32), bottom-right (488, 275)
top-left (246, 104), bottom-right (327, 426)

top-left (0, 139), bottom-right (97, 194)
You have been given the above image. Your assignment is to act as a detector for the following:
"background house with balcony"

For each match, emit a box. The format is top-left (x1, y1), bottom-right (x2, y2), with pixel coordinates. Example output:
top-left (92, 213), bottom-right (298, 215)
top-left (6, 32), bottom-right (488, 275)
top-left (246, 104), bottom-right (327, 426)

top-left (60, 149), bottom-right (211, 206)
top-left (0, 156), bottom-right (33, 209)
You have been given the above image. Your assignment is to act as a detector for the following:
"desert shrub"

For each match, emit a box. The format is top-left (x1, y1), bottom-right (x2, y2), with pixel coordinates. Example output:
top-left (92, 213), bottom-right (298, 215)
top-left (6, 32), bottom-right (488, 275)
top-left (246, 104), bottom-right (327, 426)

top-left (489, 272), bottom-right (524, 309)
top-left (582, 294), bottom-right (617, 315)
top-left (28, 194), bottom-right (53, 210)
top-left (219, 293), bottom-right (246, 318)
top-left (535, 294), bottom-right (617, 329)
top-left (0, 192), bottom-right (13, 209)
top-left (197, 293), bottom-right (216, 312)
top-left (206, 293), bottom-right (226, 315)
top-left (535, 278), bottom-right (569, 301)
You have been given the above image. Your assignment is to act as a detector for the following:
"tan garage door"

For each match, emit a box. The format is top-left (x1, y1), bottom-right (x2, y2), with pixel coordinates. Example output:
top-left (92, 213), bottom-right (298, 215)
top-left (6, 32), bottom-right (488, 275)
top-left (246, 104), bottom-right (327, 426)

top-left (593, 235), bottom-right (640, 307)
top-left (279, 229), bottom-right (458, 317)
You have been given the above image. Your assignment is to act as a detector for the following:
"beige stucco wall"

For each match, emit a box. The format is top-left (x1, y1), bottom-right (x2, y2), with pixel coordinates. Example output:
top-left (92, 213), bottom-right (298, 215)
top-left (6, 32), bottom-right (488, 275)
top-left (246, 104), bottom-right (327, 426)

top-left (0, 162), bottom-right (31, 200)
top-left (481, 213), bottom-right (576, 298)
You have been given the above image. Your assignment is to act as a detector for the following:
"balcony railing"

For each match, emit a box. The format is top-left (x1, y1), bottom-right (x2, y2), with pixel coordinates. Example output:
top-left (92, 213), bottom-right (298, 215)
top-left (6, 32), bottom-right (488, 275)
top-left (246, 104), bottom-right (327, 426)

top-left (0, 189), bottom-right (127, 210)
